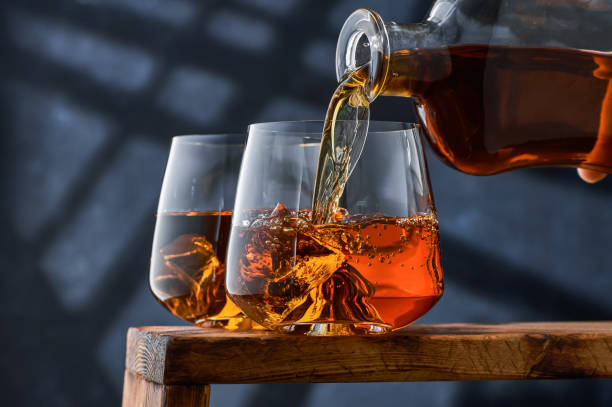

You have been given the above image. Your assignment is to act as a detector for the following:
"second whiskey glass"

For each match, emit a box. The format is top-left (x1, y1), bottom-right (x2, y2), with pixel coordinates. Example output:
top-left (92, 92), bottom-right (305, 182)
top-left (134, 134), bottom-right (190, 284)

top-left (226, 121), bottom-right (443, 335)
top-left (150, 134), bottom-right (258, 329)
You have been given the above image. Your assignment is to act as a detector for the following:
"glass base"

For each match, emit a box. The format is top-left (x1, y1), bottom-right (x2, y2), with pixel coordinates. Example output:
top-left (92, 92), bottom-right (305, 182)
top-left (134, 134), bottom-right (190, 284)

top-left (283, 323), bottom-right (391, 336)
top-left (195, 316), bottom-right (266, 330)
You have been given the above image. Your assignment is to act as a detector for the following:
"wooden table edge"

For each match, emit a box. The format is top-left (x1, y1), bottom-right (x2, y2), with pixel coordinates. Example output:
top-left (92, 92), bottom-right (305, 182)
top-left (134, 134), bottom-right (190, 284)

top-left (125, 322), bottom-right (612, 385)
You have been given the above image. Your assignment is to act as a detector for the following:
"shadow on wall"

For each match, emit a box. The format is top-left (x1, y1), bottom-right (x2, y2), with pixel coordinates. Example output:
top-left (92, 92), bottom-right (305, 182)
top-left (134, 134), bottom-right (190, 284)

top-left (1, 0), bottom-right (611, 406)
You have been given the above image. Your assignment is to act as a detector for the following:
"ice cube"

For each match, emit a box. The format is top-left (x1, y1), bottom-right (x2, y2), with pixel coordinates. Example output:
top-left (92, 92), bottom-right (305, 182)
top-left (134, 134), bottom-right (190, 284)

top-left (232, 213), bottom-right (345, 326)
top-left (305, 222), bottom-right (371, 256)
top-left (270, 201), bottom-right (290, 217)
top-left (301, 263), bottom-right (383, 324)
top-left (152, 234), bottom-right (224, 319)
top-left (162, 234), bottom-right (220, 286)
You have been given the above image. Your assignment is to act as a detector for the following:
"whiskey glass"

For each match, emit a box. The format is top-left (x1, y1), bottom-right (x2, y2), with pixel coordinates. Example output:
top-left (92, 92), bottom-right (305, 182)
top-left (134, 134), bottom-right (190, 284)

top-left (150, 134), bottom-right (258, 329)
top-left (226, 121), bottom-right (443, 335)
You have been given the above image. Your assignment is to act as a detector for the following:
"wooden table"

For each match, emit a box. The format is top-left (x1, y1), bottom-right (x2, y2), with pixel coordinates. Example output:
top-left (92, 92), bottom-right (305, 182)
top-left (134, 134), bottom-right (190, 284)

top-left (122, 322), bottom-right (612, 406)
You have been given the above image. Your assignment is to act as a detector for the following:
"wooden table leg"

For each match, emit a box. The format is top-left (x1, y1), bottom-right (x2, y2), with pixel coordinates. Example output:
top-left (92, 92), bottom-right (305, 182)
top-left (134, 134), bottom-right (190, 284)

top-left (122, 370), bottom-right (210, 407)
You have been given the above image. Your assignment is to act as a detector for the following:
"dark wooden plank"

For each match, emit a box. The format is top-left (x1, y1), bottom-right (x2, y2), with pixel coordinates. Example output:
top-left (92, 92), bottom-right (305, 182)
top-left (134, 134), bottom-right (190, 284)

top-left (121, 370), bottom-right (210, 407)
top-left (125, 322), bottom-right (612, 384)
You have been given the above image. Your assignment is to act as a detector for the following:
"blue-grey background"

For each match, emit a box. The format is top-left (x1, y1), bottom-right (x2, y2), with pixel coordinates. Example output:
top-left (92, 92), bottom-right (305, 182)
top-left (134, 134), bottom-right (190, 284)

top-left (2, 0), bottom-right (612, 406)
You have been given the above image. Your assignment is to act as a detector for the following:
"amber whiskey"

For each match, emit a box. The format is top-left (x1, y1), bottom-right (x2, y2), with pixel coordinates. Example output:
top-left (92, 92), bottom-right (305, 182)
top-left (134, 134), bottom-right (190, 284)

top-left (226, 205), bottom-right (443, 331)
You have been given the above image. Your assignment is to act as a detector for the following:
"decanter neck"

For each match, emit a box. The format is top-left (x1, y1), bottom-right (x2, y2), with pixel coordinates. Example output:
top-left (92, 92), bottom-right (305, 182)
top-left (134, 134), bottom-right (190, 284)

top-left (336, 9), bottom-right (439, 102)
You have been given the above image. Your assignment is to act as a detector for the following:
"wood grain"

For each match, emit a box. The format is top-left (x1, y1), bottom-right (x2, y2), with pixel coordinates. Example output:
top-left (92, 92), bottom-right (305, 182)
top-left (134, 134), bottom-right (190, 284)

top-left (126, 327), bottom-right (170, 384)
top-left (125, 322), bottom-right (612, 384)
top-left (121, 370), bottom-right (210, 407)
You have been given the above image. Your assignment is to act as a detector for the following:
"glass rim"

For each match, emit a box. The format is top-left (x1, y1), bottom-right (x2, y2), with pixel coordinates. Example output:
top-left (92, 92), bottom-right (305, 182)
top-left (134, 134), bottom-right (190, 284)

top-left (248, 120), bottom-right (420, 135)
top-left (171, 133), bottom-right (245, 146)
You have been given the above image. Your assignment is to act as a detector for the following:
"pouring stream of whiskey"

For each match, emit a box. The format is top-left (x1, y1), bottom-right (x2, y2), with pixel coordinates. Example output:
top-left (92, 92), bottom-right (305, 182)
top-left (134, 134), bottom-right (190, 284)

top-left (311, 64), bottom-right (371, 224)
